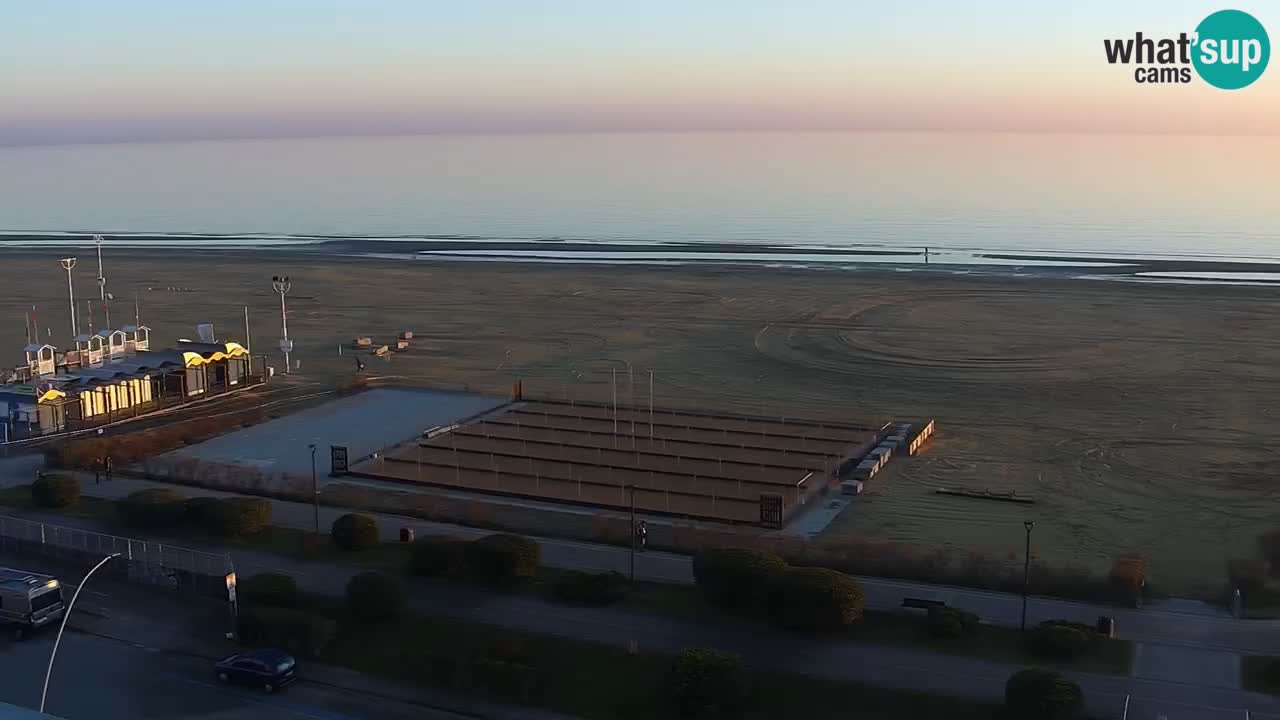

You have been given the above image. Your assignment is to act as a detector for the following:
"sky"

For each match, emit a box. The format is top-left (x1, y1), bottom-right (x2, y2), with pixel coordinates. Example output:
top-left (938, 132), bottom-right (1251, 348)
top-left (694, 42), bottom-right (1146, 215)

top-left (2, 1), bottom-right (1277, 145)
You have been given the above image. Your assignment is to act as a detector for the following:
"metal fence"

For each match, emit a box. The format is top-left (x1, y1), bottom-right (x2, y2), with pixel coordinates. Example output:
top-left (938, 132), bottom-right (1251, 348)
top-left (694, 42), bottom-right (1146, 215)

top-left (0, 514), bottom-right (233, 592)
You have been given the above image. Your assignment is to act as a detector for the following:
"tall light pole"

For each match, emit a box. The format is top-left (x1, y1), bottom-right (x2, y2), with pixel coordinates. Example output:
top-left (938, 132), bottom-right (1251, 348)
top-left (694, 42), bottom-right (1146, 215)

top-left (272, 276), bottom-right (293, 374)
top-left (1021, 520), bottom-right (1035, 631)
top-left (308, 443), bottom-right (320, 537)
top-left (42, 552), bottom-right (121, 713)
top-left (627, 484), bottom-right (636, 583)
top-left (94, 235), bottom-right (109, 327)
top-left (59, 258), bottom-right (77, 341)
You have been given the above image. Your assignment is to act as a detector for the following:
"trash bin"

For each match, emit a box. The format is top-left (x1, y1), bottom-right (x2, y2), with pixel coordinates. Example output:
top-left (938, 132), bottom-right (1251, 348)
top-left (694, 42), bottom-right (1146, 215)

top-left (1096, 616), bottom-right (1114, 638)
top-left (400, 527), bottom-right (415, 543)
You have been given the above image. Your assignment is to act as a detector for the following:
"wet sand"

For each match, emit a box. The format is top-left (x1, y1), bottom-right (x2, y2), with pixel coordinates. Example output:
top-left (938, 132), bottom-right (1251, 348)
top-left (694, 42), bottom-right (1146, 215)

top-left (3, 250), bottom-right (1278, 593)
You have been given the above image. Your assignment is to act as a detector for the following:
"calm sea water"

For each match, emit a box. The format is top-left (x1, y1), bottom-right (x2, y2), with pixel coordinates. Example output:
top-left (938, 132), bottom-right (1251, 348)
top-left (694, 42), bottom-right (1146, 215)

top-left (0, 131), bottom-right (1277, 260)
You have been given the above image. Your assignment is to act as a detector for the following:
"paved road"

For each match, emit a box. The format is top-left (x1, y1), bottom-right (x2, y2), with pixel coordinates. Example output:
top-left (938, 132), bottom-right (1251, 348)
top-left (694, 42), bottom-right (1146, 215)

top-left (0, 630), bottom-right (467, 720)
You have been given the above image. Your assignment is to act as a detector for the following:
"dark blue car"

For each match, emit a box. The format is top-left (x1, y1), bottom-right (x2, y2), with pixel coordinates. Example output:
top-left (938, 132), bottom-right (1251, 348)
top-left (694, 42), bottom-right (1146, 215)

top-left (215, 648), bottom-right (298, 692)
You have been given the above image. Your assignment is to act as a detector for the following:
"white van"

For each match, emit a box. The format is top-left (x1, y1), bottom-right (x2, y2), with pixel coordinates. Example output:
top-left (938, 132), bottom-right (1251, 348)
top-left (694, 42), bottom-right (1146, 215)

top-left (0, 567), bottom-right (65, 639)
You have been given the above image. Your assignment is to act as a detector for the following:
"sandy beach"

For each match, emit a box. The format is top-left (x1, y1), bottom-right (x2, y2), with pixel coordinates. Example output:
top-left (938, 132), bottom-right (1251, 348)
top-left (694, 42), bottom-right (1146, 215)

top-left (3, 250), bottom-right (1277, 594)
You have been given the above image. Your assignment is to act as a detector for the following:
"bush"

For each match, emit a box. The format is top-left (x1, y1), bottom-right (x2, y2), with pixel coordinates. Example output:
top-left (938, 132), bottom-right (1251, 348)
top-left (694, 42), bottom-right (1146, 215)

top-left (552, 570), bottom-right (629, 606)
top-left (1109, 557), bottom-right (1146, 607)
top-left (204, 497), bottom-right (272, 538)
top-left (409, 535), bottom-right (469, 578)
top-left (237, 606), bottom-right (336, 658)
top-left (766, 567), bottom-right (864, 632)
top-left (692, 548), bottom-right (788, 611)
top-left (239, 573), bottom-right (299, 609)
top-left (31, 474), bottom-right (80, 508)
top-left (331, 513), bottom-right (379, 551)
top-left (1004, 668), bottom-right (1084, 719)
top-left (345, 571), bottom-right (404, 622)
top-left (116, 488), bottom-right (185, 529)
top-left (182, 496), bottom-right (222, 527)
top-left (465, 534), bottom-right (541, 586)
top-left (1027, 620), bottom-right (1096, 661)
top-left (926, 606), bottom-right (979, 639)
top-left (669, 648), bottom-right (749, 719)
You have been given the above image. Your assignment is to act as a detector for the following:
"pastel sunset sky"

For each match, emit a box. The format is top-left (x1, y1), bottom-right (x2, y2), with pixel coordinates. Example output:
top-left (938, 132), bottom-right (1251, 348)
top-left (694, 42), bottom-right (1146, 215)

top-left (2, 1), bottom-right (1276, 145)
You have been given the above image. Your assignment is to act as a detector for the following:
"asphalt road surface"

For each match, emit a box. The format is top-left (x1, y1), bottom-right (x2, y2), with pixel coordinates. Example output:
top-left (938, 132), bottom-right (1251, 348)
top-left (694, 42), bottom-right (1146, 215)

top-left (0, 629), bottom-right (467, 720)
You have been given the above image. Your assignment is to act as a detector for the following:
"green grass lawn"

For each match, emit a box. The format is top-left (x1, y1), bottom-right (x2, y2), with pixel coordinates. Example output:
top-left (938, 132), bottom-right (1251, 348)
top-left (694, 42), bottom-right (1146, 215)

top-left (566, 572), bottom-right (1134, 676)
top-left (1242, 655), bottom-right (1280, 694)
top-left (307, 596), bottom-right (1001, 720)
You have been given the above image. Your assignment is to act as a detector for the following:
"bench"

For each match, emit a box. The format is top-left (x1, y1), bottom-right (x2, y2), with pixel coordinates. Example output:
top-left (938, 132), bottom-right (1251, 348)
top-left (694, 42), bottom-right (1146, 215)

top-left (901, 597), bottom-right (946, 610)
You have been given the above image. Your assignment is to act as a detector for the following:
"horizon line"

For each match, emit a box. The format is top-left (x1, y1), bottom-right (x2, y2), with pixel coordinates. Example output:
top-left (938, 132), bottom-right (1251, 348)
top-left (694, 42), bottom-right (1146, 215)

top-left (3, 125), bottom-right (1279, 151)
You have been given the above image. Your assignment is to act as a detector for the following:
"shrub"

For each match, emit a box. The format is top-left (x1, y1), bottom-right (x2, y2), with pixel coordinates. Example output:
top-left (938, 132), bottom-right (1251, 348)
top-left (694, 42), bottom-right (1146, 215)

top-left (552, 570), bottom-right (629, 606)
top-left (1027, 620), bottom-right (1096, 661)
top-left (31, 474), bottom-right (80, 508)
top-left (1004, 668), bottom-right (1084, 719)
top-left (465, 534), bottom-right (541, 586)
top-left (237, 606), bottom-right (336, 658)
top-left (692, 548), bottom-right (788, 611)
top-left (331, 513), bottom-right (379, 551)
top-left (116, 488), bottom-right (185, 529)
top-left (205, 497), bottom-right (272, 538)
top-left (1228, 558), bottom-right (1270, 597)
top-left (409, 535), bottom-right (469, 578)
top-left (766, 567), bottom-right (864, 632)
top-left (669, 648), bottom-right (749, 719)
top-left (926, 606), bottom-right (979, 639)
top-left (345, 571), bottom-right (404, 622)
top-left (239, 573), bottom-right (299, 609)
top-left (1109, 557), bottom-right (1146, 607)
top-left (182, 496), bottom-right (222, 527)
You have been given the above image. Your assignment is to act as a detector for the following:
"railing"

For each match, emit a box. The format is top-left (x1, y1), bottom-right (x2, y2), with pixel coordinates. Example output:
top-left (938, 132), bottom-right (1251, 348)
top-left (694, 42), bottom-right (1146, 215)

top-left (0, 514), bottom-right (233, 590)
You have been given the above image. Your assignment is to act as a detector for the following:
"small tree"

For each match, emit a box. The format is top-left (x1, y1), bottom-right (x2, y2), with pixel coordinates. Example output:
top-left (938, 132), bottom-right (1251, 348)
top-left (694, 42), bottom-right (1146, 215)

top-left (345, 571), bottom-right (404, 622)
top-left (926, 606), bottom-right (979, 639)
top-left (331, 513), bottom-right (379, 551)
top-left (692, 548), bottom-right (788, 611)
top-left (182, 496), bottom-right (222, 528)
top-left (31, 474), bottom-right (80, 508)
top-left (1109, 557), bottom-right (1146, 607)
top-left (465, 534), bottom-right (541, 585)
top-left (765, 567), bottom-right (864, 632)
top-left (669, 648), bottom-right (749, 718)
top-left (240, 573), bottom-right (299, 609)
top-left (206, 497), bottom-right (272, 538)
top-left (1005, 668), bottom-right (1084, 719)
top-left (117, 488), bottom-right (185, 529)
top-left (409, 535), bottom-right (469, 577)
top-left (1027, 620), bottom-right (1096, 661)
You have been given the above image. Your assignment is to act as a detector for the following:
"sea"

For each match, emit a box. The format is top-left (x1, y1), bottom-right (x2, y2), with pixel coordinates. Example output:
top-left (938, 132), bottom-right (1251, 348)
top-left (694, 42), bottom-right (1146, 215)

top-left (1, 131), bottom-right (1277, 282)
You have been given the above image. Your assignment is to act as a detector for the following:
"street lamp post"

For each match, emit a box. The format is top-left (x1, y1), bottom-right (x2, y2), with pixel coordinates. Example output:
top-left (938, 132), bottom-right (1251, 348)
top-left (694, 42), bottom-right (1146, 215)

top-left (1021, 520), bottom-right (1035, 631)
top-left (59, 258), bottom-right (78, 341)
top-left (627, 484), bottom-right (636, 583)
top-left (41, 552), bottom-right (121, 713)
top-left (308, 443), bottom-right (320, 536)
top-left (272, 276), bottom-right (293, 374)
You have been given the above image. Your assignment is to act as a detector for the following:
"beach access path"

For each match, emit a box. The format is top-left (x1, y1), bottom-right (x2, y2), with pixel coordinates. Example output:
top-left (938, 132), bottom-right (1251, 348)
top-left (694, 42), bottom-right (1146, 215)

top-left (0, 455), bottom-right (1275, 719)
